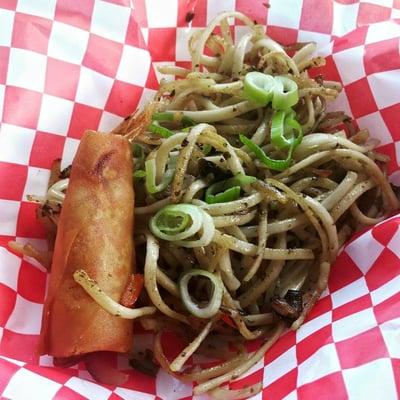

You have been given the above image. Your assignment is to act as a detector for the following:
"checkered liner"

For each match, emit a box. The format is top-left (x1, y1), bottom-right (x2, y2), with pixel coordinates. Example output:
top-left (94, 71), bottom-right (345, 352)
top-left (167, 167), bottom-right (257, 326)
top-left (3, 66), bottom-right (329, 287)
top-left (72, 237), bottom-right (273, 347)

top-left (0, 0), bottom-right (400, 399)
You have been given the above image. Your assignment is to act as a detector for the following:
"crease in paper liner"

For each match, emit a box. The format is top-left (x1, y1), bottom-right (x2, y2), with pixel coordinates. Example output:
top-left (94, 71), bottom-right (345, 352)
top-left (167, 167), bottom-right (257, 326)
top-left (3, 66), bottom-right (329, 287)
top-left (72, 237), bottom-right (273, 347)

top-left (0, 0), bottom-right (400, 399)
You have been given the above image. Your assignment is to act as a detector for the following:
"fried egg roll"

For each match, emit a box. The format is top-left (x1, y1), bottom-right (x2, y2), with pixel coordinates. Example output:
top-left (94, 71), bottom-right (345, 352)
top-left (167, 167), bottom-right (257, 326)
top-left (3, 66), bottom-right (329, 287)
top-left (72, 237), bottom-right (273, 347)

top-left (39, 131), bottom-right (134, 358)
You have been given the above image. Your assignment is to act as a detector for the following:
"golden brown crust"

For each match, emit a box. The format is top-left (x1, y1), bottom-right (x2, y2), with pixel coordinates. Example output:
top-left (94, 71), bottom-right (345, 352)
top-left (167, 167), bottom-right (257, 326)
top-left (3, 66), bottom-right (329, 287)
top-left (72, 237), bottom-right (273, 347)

top-left (39, 131), bottom-right (134, 358)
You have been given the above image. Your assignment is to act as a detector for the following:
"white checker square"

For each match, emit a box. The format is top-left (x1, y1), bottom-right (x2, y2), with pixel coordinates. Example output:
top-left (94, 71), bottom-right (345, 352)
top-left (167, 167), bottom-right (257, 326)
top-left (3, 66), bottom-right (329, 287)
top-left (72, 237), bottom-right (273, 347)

top-left (380, 318), bottom-right (400, 358)
top-left (146, 0), bottom-right (178, 28)
top-left (235, 25), bottom-right (254, 44)
top-left (0, 200), bottom-right (20, 236)
top-left (65, 377), bottom-right (112, 400)
top-left (116, 45), bottom-right (151, 87)
top-left (3, 368), bottom-right (61, 400)
top-left (0, 84), bottom-right (5, 122)
top-left (297, 343), bottom-right (341, 386)
top-left (7, 48), bottom-right (47, 92)
top-left (176, 27), bottom-right (202, 61)
top-left (22, 166), bottom-right (50, 200)
top-left (75, 67), bottom-right (114, 109)
top-left (357, 111), bottom-right (392, 146)
top-left (365, 20), bottom-right (400, 44)
top-left (98, 111), bottom-right (123, 133)
top-left (156, 369), bottom-right (193, 400)
top-left (5, 295), bottom-right (43, 335)
top-left (114, 387), bottom-right (156, 400)
top-left (141, 27), bottom-right (149, 45)
top-left (392, 9), bottom-right (400, 19)
top-left (368, 70), bottom-right (400, 110)
top-left (282, 391), bottom-right (298, 400)
top-left (90, 0), bottom-right (130, 43)
top-left (296, 311), bottom-right (332, 342)
top-left (138, 87), bottom-right (158, 110)
top-left (332, 45), bottom-right (365, 86)
top-left (268, 0), bottom-right (302, 29)
top-left (0, 247), bottom-right (21, 290)
top-left (37, 95), bottom-right (74, 136)
top-left (297, 30), bottom-right (332, 48)
top-left (264, 346), bottom-right (297, 386)
top-left (332, 2), bottom-right (359, 37)
top-left (345, 230), bottom-right (384, 275)
top-left (387, 227), bottom-right (400, 258)
top-left (332, 308), bottom-right (377, 343)
top-left (16, 0), bottom-right (56, 20)
top-left (61, 137), bottom-right (80, 171)
top-left (0, 124), bottom-right (36, 165)
top-left (206, 0), bottom-right (235, 24)
top-left (48, 21), bottom-right (89, 65)
top-left (326, 90), bottom-right (353, 117)
top-left (331, 277), bottom-right (369, 309)
top-left (342, 359), bottom-right (397, 400)
top-left (0, 9), bottom-right (14, 46)
top-left (370, 275), bottom-right (400, 306)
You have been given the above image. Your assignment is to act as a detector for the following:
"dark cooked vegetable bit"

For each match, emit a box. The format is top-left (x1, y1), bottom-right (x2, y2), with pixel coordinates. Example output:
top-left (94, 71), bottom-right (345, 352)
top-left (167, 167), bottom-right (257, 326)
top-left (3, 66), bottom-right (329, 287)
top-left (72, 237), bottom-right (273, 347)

top-left (129, 349), bottom-right (159, 377)
top-left (271, 291), bottom-right (303, 320)
top-left (198, 158), bottom-right (232, 181)
top-left (59, 165), bottom-right (72, 179)
top-left (284, 289), bottom-right (303, 314)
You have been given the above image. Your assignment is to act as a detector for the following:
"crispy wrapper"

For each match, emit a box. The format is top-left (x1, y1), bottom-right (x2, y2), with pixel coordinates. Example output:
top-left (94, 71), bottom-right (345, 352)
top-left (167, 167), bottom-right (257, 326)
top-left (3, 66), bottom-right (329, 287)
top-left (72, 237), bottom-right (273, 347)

top-left (39, 131), bottom-right (134, 358)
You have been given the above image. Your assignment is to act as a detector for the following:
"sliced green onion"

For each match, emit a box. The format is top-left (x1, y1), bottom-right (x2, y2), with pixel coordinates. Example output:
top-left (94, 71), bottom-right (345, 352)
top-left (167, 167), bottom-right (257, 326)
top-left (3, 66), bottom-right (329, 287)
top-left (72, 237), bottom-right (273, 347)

top-left (271, 110), bottom-right (303, 150)
top-left (152, 112), bottom-right (195, 127)
top-left (239, 134), bottom-right (294, 171)
top-left (243, 71), bottom-right (277, 106)
top-left (179, 269), bottom-right (223, 318)
top-left (133, 170), bottom-right (146, 179)
top-left (149, 121), bottom-right (174, 138)
top-left (145, 158), bottom-right (175, 193)
top-left (271, 76), bottom-right (299, 110)
top-left (132, 143), bottom-right (146, 169)
top-left (149, 204), bottom-right (215, 248)
top-left (205, 173), bottom-right (257, 204)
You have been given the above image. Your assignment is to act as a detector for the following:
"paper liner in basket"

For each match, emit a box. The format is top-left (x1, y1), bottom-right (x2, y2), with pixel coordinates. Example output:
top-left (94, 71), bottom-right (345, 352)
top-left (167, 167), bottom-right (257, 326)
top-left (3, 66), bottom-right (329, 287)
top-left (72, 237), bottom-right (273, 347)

top-left (0, 1), bottom-right (400, 399)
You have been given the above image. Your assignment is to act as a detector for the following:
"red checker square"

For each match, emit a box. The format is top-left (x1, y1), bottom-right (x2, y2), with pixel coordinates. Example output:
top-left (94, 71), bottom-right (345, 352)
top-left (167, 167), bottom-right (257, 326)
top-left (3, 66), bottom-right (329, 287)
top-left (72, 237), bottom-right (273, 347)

top-left (0, 235), bottom-right (15, 249)
top-left (177, 0), bottom-right (207, 27)
top-left (328, 251), bottom-right (364, 293)
top-left (381, 104), bottom-right (400, 142)
top-left (309, 55), bottom-right (341, 83)
top-left (0, 46), bottom-right (10, 85)
top-left (16, 202), bottom-right (46, 239)
top-left (266, 26), bottom-right (298, 46)
top-left (364, 38), bottom-right (400, 76)
top-left (175, 61), bottom-right (192, 70)
top-left (374, 292), bottom-right (400, 324)
top-left (377, 143), bottom-right (398, 175)
top-left (131, 0), bottom-right (147, 28)
top-left (336, 326), bottom-right (388, 369)
top-left (25, 365), bottom-right (74, 385)
top-left (53, 386), bottom-right (88, 400)
top-left (0, 358), bottom-right (20, 394)
top-left (0, 162), bottom-right (27, 201)
top-left (395, 0), bottom-right (400, 8)
top-left (345, 78), bottom-right (378, 119)
top-left (297, 372), bottom-right (347, 399)
top-left (148, 28), bottom-right (177, 62)
top-left (265, 330), bottom-right (296, 364)
top-left (307, 293), bottom-right (333, 321)
top-left (358, 4), bottom-right (391, 26)
top-left (0, 329), bottom-right (39, 364)
top-left (17, 260), bottom-right (46, 304)
top-left (0, 283), bottom-right (16, 326)
top-left (145, 65), bottom-right (160, 90)
top-left (230, 368), bottom-right (263, 390)
top-left (392, 359), bottom-right (400, 396)
top-left (299, 0), bottom-right (333, 34)
top-left (372, 217), bottom-right (400, 247)
top-left (54, 0), bottom-right (94, 31)
top-left (332, 294), bottom-right (372, 322)
top-left (83, 34), bottom-right (123, 78)
top-left (296, 325), bottom-right (333, 365)
top-left (332, 26), bottom-right (368, 53)
top-left (125, 13), bottom-right (147, 49)
top-left (263, 368), bottom-right (297, 400)
top-left (105, 80), bottom-right (142, 117)
top-left (0, 0), bottom-right (17, 10)
top-left (108, 394), bottom-right (125, 400)
top-left (365, 248), bottom-right (400, 292)
top-left (30, 131), bottom-right (65, 169)
top-left (123, 368), bottom-right (156, 395)
top-left (236, 0), bottom-right (268, 25)
top-left (67, 103), bottom-right (102, 139)
top-left (2, 86), bottom-right (42, 130)
top-left (45, 58), bottom-right (80, 100)
top-left (12, 13), bottom-right (51, 54)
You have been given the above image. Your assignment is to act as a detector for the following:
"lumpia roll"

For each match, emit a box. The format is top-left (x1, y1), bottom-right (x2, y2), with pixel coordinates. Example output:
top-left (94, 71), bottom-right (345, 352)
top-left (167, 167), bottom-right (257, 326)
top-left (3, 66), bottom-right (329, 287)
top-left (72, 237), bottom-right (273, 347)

top-left (39, 131), bottom-right (134, 358)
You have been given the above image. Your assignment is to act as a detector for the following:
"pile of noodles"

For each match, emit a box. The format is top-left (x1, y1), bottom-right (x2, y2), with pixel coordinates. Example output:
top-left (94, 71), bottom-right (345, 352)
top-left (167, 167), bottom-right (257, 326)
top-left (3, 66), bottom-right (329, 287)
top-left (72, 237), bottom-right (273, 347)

top-left (16, 11), bottom-right (399, 399)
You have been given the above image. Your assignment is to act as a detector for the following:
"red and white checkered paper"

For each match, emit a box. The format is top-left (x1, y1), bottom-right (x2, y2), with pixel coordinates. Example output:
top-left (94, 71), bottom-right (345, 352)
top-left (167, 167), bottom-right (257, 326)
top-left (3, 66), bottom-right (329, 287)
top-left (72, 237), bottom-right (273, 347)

top-left (1, 0), bottom-right (400, 399)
